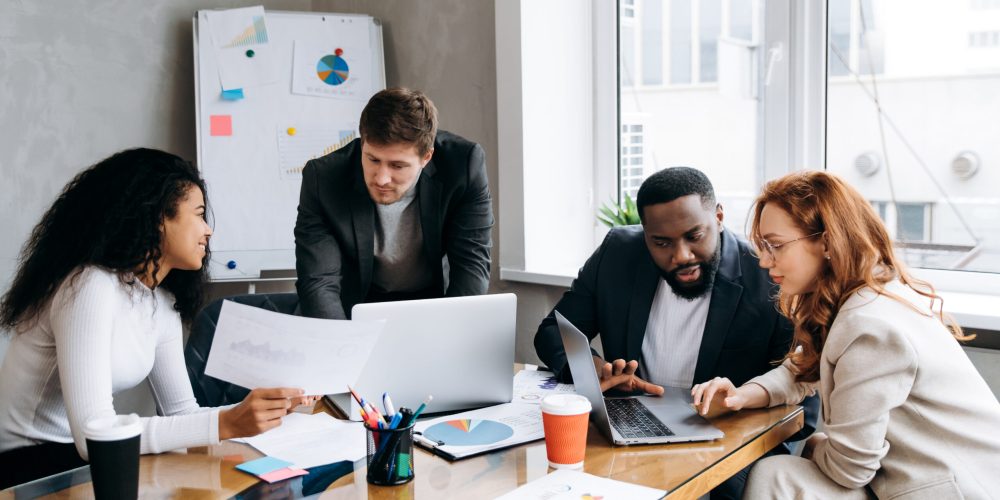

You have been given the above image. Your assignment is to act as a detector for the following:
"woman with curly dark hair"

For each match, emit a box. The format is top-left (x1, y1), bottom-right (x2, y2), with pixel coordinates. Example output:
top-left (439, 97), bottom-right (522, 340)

top-left (0, 148), bottom-right (310, 487)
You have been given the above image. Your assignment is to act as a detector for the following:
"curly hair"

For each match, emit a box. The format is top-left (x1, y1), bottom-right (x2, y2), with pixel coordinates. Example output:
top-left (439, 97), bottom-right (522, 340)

top-left (0, 148), bottom-right (210, 330)
top-left (749, 170), bottom-right (967, 383)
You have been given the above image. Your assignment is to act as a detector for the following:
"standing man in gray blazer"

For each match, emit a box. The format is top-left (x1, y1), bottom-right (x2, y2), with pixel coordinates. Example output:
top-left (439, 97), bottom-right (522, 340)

top-left (295, 87), bottom-right (494, 319)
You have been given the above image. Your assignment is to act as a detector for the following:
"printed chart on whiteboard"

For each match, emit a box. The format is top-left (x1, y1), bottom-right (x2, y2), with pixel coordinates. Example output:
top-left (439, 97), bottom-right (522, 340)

top-left (276, 125), bottom-right (358, 179)
top-left (292, 40), bottom-right (374, 100)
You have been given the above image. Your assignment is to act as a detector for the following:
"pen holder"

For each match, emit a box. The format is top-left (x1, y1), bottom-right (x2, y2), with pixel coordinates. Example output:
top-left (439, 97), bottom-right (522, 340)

top-left (365, 421), bottom-right (415, 486)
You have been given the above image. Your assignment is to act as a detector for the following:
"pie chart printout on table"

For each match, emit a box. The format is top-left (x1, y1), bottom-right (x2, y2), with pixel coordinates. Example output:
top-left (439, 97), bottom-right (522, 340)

top-left (421, 419), bottom-right (515, 446)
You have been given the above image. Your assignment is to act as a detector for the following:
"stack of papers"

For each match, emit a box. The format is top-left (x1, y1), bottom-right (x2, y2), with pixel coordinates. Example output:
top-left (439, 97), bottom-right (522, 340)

top-left (413, 403), bottom-right (543, 460)
top-left (238, 412), bottom-right (366, 469)
top-left (496, 469), bottom-right (666, 499)
top-left (235, 456), bottom-right (307, 484)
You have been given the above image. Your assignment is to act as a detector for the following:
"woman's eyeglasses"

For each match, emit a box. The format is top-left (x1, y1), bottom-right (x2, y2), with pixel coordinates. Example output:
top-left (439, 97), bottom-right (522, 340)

top-left (756, 232), bottom-right (823, 260)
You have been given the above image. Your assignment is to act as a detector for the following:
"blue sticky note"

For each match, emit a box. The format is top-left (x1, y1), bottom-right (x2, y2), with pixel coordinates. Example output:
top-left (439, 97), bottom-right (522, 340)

top-left (221, 88), bottom-right (245, 100)
top-left (236, 456), bottom-right (294, 476)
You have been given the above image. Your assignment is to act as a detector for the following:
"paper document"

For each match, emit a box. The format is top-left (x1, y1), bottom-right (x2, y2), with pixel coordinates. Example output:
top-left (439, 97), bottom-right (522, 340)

top-left (240, 412), bottom-right (366, 469)
top-left (413, 403), bottom-right (543, 460)
top-left (203, 7), bottom-right (280, 90)
top-left (291, 36), bottom-right (376, 100)
top-left (495, 469), bottom-right (665, 500)
top-left (513, 369), bottom-right (576, 404)
top-left (205, 300), bottom-right (385, 395)
top-left (276, 125), bottom-right (357, 179)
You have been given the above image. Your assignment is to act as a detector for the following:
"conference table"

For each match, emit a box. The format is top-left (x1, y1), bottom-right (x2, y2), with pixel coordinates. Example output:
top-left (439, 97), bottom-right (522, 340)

top-left (0, 400), bottom-right (802, 499)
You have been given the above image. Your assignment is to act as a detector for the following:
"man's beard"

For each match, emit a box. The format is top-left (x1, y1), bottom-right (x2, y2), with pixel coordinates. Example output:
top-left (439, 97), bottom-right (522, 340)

top-left (659, 241), bottom-right (722, 301)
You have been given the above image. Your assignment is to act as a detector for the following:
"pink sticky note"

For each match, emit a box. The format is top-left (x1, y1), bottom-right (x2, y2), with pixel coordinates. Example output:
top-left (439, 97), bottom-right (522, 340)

top-left (258, 467), bottom-right (308, 484)
top-left (210, 115), bottom-right (232, 136)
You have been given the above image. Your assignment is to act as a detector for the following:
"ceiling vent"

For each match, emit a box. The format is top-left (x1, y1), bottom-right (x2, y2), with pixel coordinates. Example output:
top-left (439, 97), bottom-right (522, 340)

top-left (951, 151), bottom-right (980, 180)
top-left (854, 152), bottom-right (881, 177)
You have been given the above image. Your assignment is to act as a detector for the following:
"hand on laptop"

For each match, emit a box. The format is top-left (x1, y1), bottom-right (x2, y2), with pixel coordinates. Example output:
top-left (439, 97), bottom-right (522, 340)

top-left (691, 377), bottom-right (742, 417)
top-left (592, 356), bottom-right (665, 396)
top-left (690, 377), bottom-right (769, 417)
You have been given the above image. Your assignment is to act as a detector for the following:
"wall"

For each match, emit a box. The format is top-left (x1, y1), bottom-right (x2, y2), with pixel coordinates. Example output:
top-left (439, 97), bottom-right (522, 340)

top-left (1, 0), bottom-right (564, 403)
top-left (0, 0), bottom-right (313, 414)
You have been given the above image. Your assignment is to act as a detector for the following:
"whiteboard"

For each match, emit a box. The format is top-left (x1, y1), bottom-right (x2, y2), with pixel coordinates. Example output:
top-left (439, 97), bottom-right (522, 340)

top-left (193, 9), bottom-right (385, 281)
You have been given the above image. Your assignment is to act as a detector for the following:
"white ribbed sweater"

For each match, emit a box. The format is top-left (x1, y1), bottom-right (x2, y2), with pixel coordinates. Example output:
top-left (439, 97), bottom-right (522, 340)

top-left (0, 266), bottom-right (220, 460)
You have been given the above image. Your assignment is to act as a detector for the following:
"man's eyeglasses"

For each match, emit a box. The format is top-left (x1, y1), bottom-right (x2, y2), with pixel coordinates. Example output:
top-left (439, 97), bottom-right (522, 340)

top-left (756, 232), bottom-right (823, 260)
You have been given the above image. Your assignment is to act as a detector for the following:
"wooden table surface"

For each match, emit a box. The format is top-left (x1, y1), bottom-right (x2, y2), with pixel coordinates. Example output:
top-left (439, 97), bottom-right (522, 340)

top-left (1, 401), bottom-right (802, 499)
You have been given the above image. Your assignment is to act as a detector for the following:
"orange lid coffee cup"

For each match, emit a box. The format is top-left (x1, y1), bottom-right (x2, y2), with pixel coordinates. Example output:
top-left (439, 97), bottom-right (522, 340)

top-left (540, 394), bottom-right (592, 469)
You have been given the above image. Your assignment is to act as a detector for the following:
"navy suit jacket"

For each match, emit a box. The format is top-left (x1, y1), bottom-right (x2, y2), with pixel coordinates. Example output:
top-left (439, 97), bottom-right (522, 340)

top-left (534, 226), bottom-right (818, 439)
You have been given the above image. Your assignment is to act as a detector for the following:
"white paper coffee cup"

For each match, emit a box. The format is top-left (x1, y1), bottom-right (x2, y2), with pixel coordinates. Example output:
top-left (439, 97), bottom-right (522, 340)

top-left (541, 394), bottom-right (592, 416)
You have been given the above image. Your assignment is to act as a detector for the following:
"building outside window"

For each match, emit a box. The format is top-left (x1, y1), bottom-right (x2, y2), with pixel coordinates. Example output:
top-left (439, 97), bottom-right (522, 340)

top-left (825, 0), bottom-right (1000, 272)
top-left (619, 0), bottom-right (1000, 273)
top-left (620, 0), bottom-right (762, 235)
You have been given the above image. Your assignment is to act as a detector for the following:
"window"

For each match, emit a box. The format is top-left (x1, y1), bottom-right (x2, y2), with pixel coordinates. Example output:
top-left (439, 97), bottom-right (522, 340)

top-left (622, 0), bottom-right (637, 19)
top-left (620, 119), bottom-right (647, 201)
top-left (641, 0), bottom-right (664, 85)
top-left (699, 0), bottom-right (721, 83)
top-left (825, 0), bottom-right (1000, 274)
top-left (620, 0), bottom-right (764, 236)
top-left (669, 0), bottom-right (693, 84)
top-left (498, 0), bottom-right (1000, 291)
top-left (969, 31), bottom-right (1000, 48)
top-left (870, 201), bottom-right (933, 243)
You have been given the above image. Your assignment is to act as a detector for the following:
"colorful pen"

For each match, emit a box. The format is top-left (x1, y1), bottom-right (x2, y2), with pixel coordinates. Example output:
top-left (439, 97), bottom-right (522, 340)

top-left (347, 385), bottom-right (364, 406)
top-left (350, 386), bottom-right (388, 425)
top-left (363, 399), bottom-right (387, 425)
top-left (405, 395), bottom-right (433, 426)
top-left (387, 412), bottom-right (403, 429)
top-left (383, 392), bottom-right (396, 417)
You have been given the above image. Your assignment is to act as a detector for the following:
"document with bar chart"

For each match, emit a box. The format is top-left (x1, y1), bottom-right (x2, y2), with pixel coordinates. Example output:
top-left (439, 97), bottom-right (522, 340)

top-left (276, 125), bottom-right (357, 179)
top-left (413, 403), bottom-right (544, 460)
top-left (203, 6), bottom-right (280, 89)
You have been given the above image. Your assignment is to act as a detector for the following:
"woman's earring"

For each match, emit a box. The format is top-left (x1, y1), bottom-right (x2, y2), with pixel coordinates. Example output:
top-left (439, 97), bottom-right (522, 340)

top-left (824, 254), bottom-right (831, 260)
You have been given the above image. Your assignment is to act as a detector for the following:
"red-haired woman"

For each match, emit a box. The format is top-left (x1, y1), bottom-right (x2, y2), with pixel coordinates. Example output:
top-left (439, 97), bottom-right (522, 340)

top-left (691, 171), bottom-right (1000, 499)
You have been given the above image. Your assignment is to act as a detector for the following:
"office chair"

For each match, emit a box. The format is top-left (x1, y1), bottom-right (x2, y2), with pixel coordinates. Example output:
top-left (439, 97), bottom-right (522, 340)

top-left (184, 292), bottom-right (300, 407)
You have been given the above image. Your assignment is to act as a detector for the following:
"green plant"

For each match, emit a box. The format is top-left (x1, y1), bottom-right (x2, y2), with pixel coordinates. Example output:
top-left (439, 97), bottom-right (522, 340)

top-left (597, 193), bottom-right (641, 227)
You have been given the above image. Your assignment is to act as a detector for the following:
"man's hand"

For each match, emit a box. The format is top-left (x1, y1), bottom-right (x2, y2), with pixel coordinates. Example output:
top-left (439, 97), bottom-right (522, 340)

top-left (592, 356), bottom-right (665, 396)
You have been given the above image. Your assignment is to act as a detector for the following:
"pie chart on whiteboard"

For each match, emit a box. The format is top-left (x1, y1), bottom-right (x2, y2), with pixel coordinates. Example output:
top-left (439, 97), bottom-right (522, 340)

top-left (316, 53), bottom-right (349, 86)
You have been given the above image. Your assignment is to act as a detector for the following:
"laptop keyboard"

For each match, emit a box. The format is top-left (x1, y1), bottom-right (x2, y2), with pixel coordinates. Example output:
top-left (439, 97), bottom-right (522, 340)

top-left (606, 398), bottom-right (675, 439)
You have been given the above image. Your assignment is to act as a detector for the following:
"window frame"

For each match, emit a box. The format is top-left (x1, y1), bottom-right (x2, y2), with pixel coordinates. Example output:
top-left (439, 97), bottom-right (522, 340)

top-left (495, 0), bottom-right (1000, 304)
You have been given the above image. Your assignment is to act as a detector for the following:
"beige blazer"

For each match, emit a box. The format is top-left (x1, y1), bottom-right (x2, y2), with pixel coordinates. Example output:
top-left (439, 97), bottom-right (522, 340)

top-left (750, 280), bottom-right (1000, 500)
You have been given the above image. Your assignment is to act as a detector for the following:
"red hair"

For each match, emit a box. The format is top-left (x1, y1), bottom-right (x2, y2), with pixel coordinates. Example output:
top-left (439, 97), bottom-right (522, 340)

top-left (749, 171), bottom-right (968, 382)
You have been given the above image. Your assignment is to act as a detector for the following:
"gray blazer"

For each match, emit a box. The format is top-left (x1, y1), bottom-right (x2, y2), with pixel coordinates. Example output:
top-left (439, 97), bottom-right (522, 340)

top-left (294, 131), bottom-right (494, 319)
top-left (750, 280), bottom-right (1000, 499)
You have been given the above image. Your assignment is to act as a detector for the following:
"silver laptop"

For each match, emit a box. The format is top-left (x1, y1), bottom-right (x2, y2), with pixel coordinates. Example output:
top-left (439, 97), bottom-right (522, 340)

top-left (555, 311), bottom-right (724, 445)
top-left (328, 294), bottom-right (516, 419)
